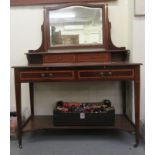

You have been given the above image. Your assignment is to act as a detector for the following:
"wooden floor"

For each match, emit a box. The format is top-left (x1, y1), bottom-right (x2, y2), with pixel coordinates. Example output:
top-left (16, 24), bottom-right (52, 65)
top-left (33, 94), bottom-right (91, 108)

top-left (22, 115), bottom-right (135, 132)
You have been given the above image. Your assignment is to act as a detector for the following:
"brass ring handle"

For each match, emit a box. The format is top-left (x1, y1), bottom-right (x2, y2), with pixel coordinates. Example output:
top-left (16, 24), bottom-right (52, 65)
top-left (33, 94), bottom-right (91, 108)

top-left (100, 72), bottom-right (104, 76)
top-left (100, 72), bottom-right (112, 77)
top-left (41, 73), bottom-right (45, 77)
top-left (108, 72), bottom-right (112, 75)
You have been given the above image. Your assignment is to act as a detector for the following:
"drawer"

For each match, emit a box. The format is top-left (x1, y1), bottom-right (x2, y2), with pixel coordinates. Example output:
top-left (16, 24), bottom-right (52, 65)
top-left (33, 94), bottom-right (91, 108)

top-left (20, 71), bottom-right (75, 81)
top-left (77, 53), bottom-right (111, 62)
top-left (78, 69), bottom-right (134, 80)
top-left (43, 54), bottom-right (76, 63)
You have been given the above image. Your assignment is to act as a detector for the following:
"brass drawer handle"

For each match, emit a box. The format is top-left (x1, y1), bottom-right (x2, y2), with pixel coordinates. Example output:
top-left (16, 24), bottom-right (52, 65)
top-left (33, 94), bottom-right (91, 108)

top-left (100, 72), bottom-right (112, 77)
top-left (41, 73), bottom-right (53, 78)
top-left (41, 73), bottom-right (45, 77)
top-left (108, 72), bottom-right (112, 75)
top-left (49, 73), bottom-right (53, 77)
top-left (100, 72), bottom-right (104, 77)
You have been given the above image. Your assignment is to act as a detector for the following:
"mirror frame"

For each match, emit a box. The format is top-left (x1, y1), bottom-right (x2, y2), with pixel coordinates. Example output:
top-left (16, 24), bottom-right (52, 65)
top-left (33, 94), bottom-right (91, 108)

top-left (31, 4), bottom-right (125, 53)
top-left (44, 4), bottom-right (106, 50)
top-left (46, 5), bottom-right (105, 48)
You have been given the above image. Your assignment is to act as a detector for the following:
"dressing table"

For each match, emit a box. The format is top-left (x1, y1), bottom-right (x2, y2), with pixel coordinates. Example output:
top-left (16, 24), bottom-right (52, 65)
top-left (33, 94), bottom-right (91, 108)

top-left (12, 3), bottom-right (141, 148)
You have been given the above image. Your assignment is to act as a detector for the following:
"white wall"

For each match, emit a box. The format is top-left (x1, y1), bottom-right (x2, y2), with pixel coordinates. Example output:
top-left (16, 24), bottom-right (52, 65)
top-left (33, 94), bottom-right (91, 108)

top-left (128, 0), bottom-right (145, 123)
top-left (132, 16), bottom-right (145, 122)
top-left (10, 7), bottom-right (44, 118)
top-left (10, 0), bottom-right (145, 122)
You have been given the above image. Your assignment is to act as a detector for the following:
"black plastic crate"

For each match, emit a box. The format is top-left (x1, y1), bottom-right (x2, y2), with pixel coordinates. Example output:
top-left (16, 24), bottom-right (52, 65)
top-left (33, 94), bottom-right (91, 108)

top-left (53, 101), bottom-right (115, 126)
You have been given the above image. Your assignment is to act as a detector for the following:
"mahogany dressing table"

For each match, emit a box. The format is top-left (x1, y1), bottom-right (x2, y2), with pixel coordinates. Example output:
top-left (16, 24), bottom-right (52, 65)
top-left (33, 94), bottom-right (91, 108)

top-left (12, 4), bottom-right (142, 148)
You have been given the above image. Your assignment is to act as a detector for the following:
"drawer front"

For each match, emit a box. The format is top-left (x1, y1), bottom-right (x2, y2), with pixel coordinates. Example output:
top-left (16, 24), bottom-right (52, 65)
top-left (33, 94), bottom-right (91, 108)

top-left (77, 53), bottom-right (111, 62)
top-left (43, 54), bottom-right (76, 63)
top-left (78, 69), bottom-right (134, 80)
top-left (20, 71), bottom-right (75, 81)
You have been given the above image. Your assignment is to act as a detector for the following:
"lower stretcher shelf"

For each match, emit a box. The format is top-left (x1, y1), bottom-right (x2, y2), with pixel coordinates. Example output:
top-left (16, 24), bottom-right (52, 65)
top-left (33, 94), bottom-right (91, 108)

top-left (22, 115), bottom-right (135, 132)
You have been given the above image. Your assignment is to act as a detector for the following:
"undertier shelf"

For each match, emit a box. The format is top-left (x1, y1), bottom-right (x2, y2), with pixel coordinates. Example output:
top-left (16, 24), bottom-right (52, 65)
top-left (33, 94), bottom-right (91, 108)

top-left (22, 114), bottom-right (135, 132)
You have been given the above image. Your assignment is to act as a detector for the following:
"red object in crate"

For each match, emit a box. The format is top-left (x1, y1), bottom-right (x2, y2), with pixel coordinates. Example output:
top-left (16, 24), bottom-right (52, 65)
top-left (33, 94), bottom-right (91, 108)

top-left (63, 102), bottom-right (81, 107)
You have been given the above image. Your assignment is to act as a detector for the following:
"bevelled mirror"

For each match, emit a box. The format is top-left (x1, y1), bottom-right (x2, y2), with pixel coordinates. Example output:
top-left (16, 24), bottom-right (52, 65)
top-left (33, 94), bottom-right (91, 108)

top-left (46, 4), bottom-right (105, 49)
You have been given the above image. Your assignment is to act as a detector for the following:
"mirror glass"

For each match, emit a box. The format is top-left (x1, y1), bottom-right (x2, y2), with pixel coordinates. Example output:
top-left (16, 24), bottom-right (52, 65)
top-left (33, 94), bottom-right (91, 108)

top-left (49, 6), bottom-right (103, 47)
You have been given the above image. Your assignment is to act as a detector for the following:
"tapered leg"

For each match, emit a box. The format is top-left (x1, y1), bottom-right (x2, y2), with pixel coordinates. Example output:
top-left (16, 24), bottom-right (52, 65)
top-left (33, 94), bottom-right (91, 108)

top-left (121, 81), bottom-right (126, 115)
top-left (29, 82), bottom-right (34, 116)
top-left (134, 66), bottom-right (140, 147)
top-left (14, 69), bottom-right (22, 148)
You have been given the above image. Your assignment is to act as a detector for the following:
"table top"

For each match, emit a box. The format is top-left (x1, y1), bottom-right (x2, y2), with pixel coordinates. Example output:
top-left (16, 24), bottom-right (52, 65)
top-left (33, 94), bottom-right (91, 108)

top-left (12, 62), bottom-right (142, 68)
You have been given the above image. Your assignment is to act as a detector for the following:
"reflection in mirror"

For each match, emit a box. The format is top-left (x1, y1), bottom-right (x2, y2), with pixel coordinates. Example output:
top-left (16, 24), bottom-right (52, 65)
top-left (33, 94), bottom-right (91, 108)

top-left (49, 6), bottom-right (103, 46)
